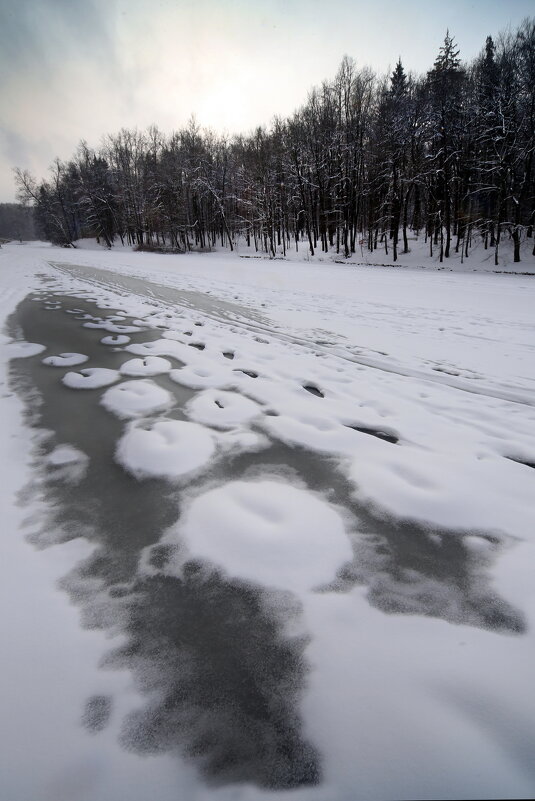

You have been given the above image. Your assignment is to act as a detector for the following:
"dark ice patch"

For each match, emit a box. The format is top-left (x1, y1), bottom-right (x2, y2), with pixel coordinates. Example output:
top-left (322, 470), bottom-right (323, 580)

top-left (506, 456), bottom-right (535, 470)
top-left (82, 695), bottom-right (112, 733)
top-left (345, 424), bottom-right (399, 444)
top-left (114, 573), bottom-right (320, 789)
top-left (234, 369), bottom-right (258, 378)
top-left (8, 291), bottom-right (322, 792)
top-left (303, 385), bottom-right (324, 398)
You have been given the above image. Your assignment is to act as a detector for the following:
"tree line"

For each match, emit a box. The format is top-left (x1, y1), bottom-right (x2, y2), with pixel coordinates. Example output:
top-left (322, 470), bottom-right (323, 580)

top-left (0, 203), bottom-right (36, 241)
top-left (15, 19), bottom-right (535, 264)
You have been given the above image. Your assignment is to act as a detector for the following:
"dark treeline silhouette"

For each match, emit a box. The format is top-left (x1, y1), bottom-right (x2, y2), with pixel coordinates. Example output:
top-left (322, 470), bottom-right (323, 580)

top-left (15, 21), bottom-right (535, 264)
top-left (0, 203), bottom-right (36, 241)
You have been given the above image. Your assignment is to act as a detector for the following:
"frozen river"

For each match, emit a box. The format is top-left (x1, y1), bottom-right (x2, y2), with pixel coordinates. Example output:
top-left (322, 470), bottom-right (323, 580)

top-left (1, 249), bottom-right (535, 800)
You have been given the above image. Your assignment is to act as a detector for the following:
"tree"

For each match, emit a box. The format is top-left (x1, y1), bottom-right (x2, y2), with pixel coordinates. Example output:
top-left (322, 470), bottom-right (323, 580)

top-left (426, 31), bottom-right (466, 260)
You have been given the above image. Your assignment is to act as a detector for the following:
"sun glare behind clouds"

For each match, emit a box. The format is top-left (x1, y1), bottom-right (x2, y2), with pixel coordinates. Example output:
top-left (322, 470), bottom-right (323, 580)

top-left (1, 0), bottom-right (534, 201)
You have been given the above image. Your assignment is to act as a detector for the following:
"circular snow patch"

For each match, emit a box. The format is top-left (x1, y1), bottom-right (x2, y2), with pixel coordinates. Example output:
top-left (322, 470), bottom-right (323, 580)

top-left (45, 444), bottom-right (89, 483)
top-left (116, 420), bottom-right (215, 479)
top-left (84, 321), bottom-right (143, 334)
top-left (180, 481), bottom-right (352, 592)
top-left (101, 335), bottom-right (130, 346)
top-left (4, 342), bottom-right (46, 358)
top-left (62, 368), bottom-right (120, 389)
top-left (101, 379), bottom-right (172, 419)
top-left (186, 389), bottom-right (261, 429)
top-left (169, 364), bottom-right (231, 390)
top-left (47, 444), bottom-right (87, 467)
top-left (105, 323), bottom-right (143, 334)
top-left (120, 356), bottom-right (172, 377)
top-left (43, 352), bottom-right (88, 367)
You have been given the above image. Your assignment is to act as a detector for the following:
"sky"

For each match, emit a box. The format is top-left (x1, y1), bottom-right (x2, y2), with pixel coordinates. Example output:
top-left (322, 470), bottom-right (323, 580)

top-left (0, 0), bottom-right (533, 202)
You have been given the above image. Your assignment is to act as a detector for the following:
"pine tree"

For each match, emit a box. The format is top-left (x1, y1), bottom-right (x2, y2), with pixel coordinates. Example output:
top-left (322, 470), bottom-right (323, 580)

top-left (427, 32), bottom-right (466, 260)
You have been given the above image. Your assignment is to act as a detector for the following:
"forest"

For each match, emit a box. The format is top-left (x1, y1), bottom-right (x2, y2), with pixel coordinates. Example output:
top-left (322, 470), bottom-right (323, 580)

top-left (15, 20), bottom-right (535, 264)
top-left (0, 203), bottom-right (36, 242)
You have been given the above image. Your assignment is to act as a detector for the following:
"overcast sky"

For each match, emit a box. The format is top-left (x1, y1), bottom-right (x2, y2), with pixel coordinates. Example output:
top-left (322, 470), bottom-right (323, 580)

top-left (1, 0), bottom-right (533, 202)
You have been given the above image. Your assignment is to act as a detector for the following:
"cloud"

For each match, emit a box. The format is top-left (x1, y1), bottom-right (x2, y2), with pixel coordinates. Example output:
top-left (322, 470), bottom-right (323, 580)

top-left (1, 0), bottom-right (534, 201)
top-left (0, 0), bottom-right (118, 76)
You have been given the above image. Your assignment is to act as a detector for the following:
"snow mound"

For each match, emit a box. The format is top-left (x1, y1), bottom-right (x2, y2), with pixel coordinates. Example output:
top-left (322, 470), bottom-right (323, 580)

top-left (45, 444), bottom-right (89, 482)
top-left (186, 389), bottom-right (262, 429)
top-left (62, 367), bottom-right (120, 389)
top-left (263, 411), bottom-right (359, 454)
top-left (119, 356), bottom-right (172, 377)
top-left (169, 364), bottom-right (231, 389)
top-left (178, 480), bottom-right (352, 592)
top-left (4, 341), bottom-right (46, 358)
top-left (101, 335), bottom-right (130, 346)
top-left (126, 338), bottom-right (193, 363)
top-left (46, 444), bottom-right (87, 466)
top-left (350, 446), bottom-right (535, 537)
top-left (116, 419), bottom-right (215, 479)
top-left (42, 352), bottom-right (89, 367)
top-left (83, 321), bottom-right (143, 334)
top-left (101, 379), bottom-right (172, 419)
top-left (216, 428), bottom-right (270, 454)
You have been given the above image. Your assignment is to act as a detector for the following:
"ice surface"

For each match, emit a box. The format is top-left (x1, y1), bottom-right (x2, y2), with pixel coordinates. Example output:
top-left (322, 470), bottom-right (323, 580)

top-left (101, 379), bottom-right (172, 419)
top-left (43, 352), bottom-right (89, 367)
top-left (62, 367), bottom-right (120, 389)
top-left (116, 419), bottom-right (215, 479)
top-left (176, 480), bottom-right (353, 593)
top-left (2, 242), bottom-right (535, 801)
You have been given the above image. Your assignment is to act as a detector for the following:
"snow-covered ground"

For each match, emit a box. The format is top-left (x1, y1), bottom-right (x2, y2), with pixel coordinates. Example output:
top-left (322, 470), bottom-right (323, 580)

top-left (1, 239), bottom-right (534, 800)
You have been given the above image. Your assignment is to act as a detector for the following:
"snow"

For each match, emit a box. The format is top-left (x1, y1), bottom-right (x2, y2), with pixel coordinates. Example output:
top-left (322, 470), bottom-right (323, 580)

top-left (349, 440), bottom-right (535, 537)
top-left (101, 378), bottom-right (172, 418)
top-left (46, 443), bottom-right (88, 466)
top-left (101, 334), bottom-right (131, 345)
top-left (0, 259), bottom-right (187, 801)
top-left (3, 341), bottom-right (46, 358)
top-left (216, 428), bottom-right (270, 455)
top-left (119, 356), bottom-right (172, 376)
top-left (1, 240), bottom-right (535, 800)
top-left (185, 389), bottom-right (263, 429)
top-left (43, 352), bottom-right (89, 367)
top-left (300, 587), bottom-right (535, 801)
top-left (169, 363), bottom-right (233, 389)
top-left (84, 320), bottom-right (144, 334)
top-left (46, 444), bottom-right (89, 483)
top-left (62, 367), bottom-right (120, 389)
top-left (116, 419), bottom-right (215, 480)
top-left (172, 480), bottom-right (353, 593)
top-left (125, 337), bottom-right (198, 362)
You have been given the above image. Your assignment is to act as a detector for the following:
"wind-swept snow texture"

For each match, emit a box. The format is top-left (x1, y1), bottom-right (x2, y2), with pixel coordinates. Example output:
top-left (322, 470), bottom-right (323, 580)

top-left (1, 241), bottom-right (535, 801)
